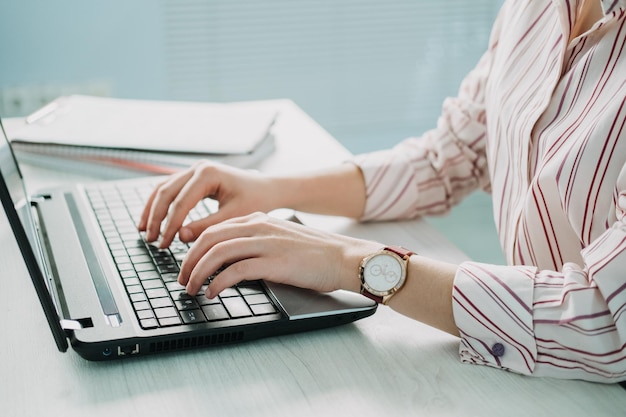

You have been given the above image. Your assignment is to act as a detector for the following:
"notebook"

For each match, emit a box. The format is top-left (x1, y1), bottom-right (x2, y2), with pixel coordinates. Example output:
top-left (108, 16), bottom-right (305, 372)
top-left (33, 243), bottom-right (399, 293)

top-left (8, 95), bottom-right (278, 177)
top-left (0, 116), bottom-right (376, 361)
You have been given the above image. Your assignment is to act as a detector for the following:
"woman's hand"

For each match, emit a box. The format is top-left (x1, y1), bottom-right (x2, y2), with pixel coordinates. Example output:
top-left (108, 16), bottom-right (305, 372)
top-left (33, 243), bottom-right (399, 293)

top-left (178, 212), bottom-right (381, 298)
top-left (138, 161), bottom-right (281, 248)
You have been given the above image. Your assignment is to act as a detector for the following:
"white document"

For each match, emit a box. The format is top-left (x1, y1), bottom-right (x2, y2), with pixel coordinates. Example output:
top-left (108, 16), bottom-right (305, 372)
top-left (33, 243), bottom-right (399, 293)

top-left (11, 95), bottom-right (278, 155)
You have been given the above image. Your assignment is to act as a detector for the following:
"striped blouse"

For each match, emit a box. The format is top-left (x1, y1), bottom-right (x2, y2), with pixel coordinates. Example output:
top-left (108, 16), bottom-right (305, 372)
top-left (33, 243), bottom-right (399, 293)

top-left (352, 0), bottom-right (626, 382)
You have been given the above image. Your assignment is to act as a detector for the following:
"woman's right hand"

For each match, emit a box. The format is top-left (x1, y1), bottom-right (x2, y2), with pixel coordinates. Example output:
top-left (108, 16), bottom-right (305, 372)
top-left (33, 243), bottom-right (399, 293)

top-left (137, 161), bottom-right (281, 248)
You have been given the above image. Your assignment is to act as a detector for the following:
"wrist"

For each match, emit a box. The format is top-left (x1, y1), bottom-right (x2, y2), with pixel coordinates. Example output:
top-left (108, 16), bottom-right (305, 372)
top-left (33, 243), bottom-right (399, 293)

top-left (268, 164), bottom-right (366, 217)
top-left (339, 240), bottom-right (382, 293)
top-left (269, 175), bottom-right (306, 210)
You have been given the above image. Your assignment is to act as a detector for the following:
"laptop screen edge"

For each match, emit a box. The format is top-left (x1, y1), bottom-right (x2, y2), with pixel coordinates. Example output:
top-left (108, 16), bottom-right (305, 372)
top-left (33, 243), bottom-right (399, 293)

top-left (0, 117), bottom-right (68, 352)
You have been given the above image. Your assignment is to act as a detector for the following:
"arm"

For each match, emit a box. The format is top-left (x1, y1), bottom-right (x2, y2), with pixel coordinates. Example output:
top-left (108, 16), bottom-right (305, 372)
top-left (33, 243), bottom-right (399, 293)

top-left (270, 163), bottom-right (367, 218)
top-left (138, 162), bottom-right (367, 247)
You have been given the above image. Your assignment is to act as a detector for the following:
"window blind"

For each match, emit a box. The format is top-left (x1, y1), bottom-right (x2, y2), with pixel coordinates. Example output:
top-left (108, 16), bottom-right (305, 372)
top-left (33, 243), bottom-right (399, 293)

top-left (163, 0), bottom-right (501, 151)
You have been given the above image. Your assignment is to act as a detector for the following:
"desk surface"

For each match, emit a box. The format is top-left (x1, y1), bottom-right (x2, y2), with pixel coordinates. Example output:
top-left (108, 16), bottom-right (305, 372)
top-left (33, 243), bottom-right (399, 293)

top-left (1, 100), bottom-right (624, 417)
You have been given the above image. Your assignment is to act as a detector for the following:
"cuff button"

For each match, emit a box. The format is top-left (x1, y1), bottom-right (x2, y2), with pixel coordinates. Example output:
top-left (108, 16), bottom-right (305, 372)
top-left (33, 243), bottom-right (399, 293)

top-left (492, 342), bottom-right (505, 358)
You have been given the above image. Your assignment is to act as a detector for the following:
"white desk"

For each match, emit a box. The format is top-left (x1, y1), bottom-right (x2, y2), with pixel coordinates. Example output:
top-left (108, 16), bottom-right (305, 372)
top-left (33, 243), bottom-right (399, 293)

top-left (1, 100), bottom-right (624, 417)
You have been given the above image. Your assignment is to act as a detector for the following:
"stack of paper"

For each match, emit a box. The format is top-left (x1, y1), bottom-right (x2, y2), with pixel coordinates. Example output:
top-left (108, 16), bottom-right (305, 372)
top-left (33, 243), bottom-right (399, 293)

top-left (8, 95), bottom-right (278, 177)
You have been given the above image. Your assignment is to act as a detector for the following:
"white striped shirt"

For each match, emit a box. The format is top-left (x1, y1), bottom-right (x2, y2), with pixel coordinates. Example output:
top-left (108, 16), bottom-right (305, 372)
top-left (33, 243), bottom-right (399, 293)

top-left (352, 0), bottom-right (626, 382)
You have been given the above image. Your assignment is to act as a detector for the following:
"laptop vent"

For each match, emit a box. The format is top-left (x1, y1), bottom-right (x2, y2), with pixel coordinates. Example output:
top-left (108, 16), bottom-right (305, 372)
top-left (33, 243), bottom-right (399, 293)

top-left (148, 331), bottom-right (244, 353)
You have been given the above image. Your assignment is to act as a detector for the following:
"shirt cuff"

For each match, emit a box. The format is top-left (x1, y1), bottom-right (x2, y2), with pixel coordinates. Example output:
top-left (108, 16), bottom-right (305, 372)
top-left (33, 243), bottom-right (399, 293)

top-left (452, 261), bottom-right (538, 375)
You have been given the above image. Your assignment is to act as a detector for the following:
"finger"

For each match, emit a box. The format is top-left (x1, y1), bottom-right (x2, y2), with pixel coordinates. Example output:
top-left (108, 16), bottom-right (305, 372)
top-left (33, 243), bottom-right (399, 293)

top-left (158, 177), bottom-right (213, 247)
top-left (206, 258), bottom-right (271, 298)
top-left (177, 220), bottom-right (252, 285)
top-left (184, 236), bottom-right (263, 295)
top-left (179, 215), bottom-right (269, 287)
top-left (144, 170), bottom-right (194, 242)
top-left (178, 210), bottom-right (261, 243)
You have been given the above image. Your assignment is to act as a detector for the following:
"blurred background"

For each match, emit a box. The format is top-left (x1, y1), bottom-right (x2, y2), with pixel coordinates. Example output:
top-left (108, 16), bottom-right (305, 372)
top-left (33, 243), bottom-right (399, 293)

top-left (0, 0), bottom-right (505, 264)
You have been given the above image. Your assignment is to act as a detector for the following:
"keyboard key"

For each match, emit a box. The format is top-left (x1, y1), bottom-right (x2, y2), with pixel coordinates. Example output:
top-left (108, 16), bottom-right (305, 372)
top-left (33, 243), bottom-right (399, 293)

top-left (222, 297), bottom-right (252, 318)
top-left (238, 282), bottom-right (265, 295)
top-left (180, 309), bottom-right (206, 324)
top-left (130, 292), bottom-right (147, 302)
top-left (120, 270), bottom-right (138, 278)
top-left (202, 304), bottom-right (229, 321)
top-left (117, 262), bottom-right (134, 271)
top-left (251, 303), bottom-right (277, 316)
top-left (127, 247), bottom-right (149, 256)
top-left (157, 263), bottom-right (179, 274)
top-left (150, 297), bottom-right (174, 308)
top-left (130, 254), bottom-right (152, 264)
top-left (138, 270), bottom-right (160, 281)
top-left (127, 284), bottom-right (144, 294)
top-left (135, 262), bottom-right (157, 272)
top-left (142, 279), bottom-right (165, 290)
top-left (158, 316), bottom-right (182, 327)
top-left (123, 277), bottom-right (141, 287)
top-left (220, 287), bottom-right (240, 298)
top-left (133, 301), bottom-right (151, 311)
top-left (146, 288), bottom-right (168, 298)
top-left (175, 298), bottom-right (199, 311)
top-left (124, 239), bottom-right (145, 249)
top-left (111, 249), bottom-right (127, 258)
top-left (154, 306), bottom-right (178, 318)
top-left (137, 309), bottom-right (155, 319)
top-left (244, 294), bottom-right (272, 305)
top-left (114, 255), bottom-right (131, 265)
top-left (166, 281), bottom-right (186, 292)
top-left (161, 273), bottom-right (179, 283)
top-left (140, 318), bottom-right (159, 329)
top-left (196, 293), bottom-right (220, 306)
top-left (153, 253), bottom-right (176, 265)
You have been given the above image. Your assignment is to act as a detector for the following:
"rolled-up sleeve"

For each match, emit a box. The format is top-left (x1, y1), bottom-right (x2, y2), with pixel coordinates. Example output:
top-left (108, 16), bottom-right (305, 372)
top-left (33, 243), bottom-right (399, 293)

top-left (351, 44), bottom-right (493, 222)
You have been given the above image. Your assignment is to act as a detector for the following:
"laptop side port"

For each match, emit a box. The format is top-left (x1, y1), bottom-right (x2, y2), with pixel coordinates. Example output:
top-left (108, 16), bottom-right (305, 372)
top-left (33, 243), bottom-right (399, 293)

top-left (117, 344), bottom-right (140, 356)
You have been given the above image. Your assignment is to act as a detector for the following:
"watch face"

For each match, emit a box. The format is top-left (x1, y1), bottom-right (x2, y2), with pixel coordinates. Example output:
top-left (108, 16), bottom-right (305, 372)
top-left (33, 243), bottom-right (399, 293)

top-left (362, 252), bottom-right (405, 293)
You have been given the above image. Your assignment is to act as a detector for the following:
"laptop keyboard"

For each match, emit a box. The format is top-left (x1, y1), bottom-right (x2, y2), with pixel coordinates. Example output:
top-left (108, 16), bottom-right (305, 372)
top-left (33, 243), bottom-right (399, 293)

top-left (85, 182), bottom-right (279, 329)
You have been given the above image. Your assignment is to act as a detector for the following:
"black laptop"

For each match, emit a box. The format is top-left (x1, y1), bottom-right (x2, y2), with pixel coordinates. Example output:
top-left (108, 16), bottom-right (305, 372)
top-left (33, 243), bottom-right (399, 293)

top-left (0, 116), bottom-right (376, 361)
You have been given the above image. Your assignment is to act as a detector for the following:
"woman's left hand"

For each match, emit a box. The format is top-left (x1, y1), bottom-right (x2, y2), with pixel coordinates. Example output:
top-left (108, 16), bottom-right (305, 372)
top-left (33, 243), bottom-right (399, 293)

top-left (178, 212), bottom-right (381, 298)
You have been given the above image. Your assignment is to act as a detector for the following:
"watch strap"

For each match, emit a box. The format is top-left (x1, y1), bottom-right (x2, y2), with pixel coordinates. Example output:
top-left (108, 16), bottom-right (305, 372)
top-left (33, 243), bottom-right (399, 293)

top-left (360, 288), bottom-right (383, 304)
top-left (385, 245), bottom-right (414, 260)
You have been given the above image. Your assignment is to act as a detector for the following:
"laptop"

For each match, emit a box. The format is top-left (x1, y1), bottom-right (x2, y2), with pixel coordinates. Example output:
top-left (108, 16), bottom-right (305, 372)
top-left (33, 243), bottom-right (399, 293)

top-left (0, 116), bottom-right (376, 361)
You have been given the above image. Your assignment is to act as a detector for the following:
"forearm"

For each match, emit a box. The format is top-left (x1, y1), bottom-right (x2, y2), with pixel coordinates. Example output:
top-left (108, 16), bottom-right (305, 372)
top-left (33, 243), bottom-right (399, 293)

top-left (271, 162), bottom-right (367, 218)
top-left (387, 256), bottom-right (459, 336)
top-left (272, 164), bottom-right (459, 335)
top-left (336, 244), bottom-right (460, 337)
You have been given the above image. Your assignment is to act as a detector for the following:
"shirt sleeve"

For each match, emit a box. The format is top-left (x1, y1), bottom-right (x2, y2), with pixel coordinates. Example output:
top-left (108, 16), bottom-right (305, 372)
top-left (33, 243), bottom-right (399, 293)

top-left (453, 170), bottom-right (626, 382)
top-left (350, 41), bottom-right (494, 222)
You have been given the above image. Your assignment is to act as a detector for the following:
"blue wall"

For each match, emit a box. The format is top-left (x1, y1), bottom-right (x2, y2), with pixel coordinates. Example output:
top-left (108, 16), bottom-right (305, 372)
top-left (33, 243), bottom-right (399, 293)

top-left (0, 0), bottom-right (165, 99)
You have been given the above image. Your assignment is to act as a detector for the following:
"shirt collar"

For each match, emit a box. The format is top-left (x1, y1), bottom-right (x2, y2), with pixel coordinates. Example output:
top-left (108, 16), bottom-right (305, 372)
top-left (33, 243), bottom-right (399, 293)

top-left (601, 0), bottom-right (626, 14)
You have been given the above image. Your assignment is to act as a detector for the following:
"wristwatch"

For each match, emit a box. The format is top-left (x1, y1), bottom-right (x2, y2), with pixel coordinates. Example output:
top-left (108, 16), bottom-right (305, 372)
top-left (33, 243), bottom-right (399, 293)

top-left (359, 246), bottom-right (414, 305)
